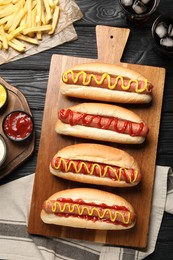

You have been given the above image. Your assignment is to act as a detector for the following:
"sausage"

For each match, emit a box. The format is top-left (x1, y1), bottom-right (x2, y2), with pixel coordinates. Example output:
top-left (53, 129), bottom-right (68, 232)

top-left (64, 70), bottom-right (153, 94)
top-left (50, 143), bottom-right (142, 188)
top-left (58, 109), bottom-right (149, 137)
top-left (42, 199), bottom-right (136, 226)
top-left (55, 103), bottom-right (149, 144)
top-left (60, 62), bottom-right (153, 104)
top-left (51, 156), bottom-right (142, 184)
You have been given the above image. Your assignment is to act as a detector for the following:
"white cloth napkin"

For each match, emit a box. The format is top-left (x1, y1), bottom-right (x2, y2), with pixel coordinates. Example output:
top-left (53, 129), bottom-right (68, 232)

top-left (0, 166), bottom-right (172, 260)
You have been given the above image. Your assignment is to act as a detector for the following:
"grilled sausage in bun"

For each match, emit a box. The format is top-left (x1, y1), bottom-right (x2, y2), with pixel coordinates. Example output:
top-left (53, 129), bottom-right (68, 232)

top-left (60, 62), bottom-right (153, 104)
top-left (55, 103), bottom-right (149, 144)
top-left (50, 143), bottom-right (141, 187)
top-left (41, 188), bottom-right (136, 230)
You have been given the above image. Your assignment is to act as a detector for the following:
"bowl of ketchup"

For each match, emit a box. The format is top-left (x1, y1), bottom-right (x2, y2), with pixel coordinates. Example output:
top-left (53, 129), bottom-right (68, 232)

top-left (3, 110), bottom-right (34, 142)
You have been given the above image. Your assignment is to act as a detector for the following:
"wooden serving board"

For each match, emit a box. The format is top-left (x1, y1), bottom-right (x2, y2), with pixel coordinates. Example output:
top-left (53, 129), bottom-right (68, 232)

top-left (28, 26), bottom-right (166, 249)
top-left (0, 77), bottom-right (35, 180)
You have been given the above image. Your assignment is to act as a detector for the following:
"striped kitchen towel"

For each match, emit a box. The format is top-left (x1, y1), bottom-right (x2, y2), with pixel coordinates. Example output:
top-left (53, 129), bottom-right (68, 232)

top-left (0, 166), bottom-right (172, 260)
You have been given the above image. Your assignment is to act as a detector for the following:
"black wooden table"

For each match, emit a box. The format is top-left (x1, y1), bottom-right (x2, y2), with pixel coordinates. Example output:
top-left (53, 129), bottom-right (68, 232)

top-left (0, 0), bottom-right (173, 259)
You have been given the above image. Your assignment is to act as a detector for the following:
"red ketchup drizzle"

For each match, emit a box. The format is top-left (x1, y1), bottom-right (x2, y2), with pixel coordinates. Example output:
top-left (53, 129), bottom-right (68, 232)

top-left (52, 157), bottom-right (136, 183)
top-left (3, 111), bottom-right (33, 141)
top-left (54, 198), bottom-right (130, 227)
top-left (59, 109), bottom-right (146, 137)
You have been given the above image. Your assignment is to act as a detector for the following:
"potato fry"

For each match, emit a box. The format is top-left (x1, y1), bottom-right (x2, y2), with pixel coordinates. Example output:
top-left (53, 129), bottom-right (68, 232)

top-left (41, 3), bottom-right (46, 25)
top-left (0, 25), bottom-right (8, 49)
top-left (12, 0), bottom-right (21, 4)
top-left (49, 6), bottom-right (59, 35)
top-left (0, 0), bottom-right (12, 5)
top-left (48, 0), bottom-right (54, 8)
top-left (0, 0), bottom-right (60, 53)
top-left (20, 11), bottom-right (27, 26)
top-left (23, 24), bottom-right (51, 35)
top-left (11, 38), bottom-right (25, 49)
top-left (9, 8), bottom-right (27, 32)
top-left (8, 40), bottom-right (25, 52)
top-left (0, 14), bottom-right (12, 26)
top-left (4, 2), bottom-right (21, 30)
top-left (26, 0), bottom-right (32, 28)
top-left (54, 0), bottom-right (59, 5)
top-left (31, 0), bottom-right (37, 9)
top-left (0, 4), bottom-right (16, 18)
top-left (36, 0), bottom-right (42, 23)
top-left (16, 33), bottom-right (38, 45)
top-left (32, 6), bottom-right (37, 27)
top-left (8, 24), bottom-right (28, 41)
top-left (43, 0), bottom-right (52, 23)
top-left (35, 20), bottom-right (42, 40)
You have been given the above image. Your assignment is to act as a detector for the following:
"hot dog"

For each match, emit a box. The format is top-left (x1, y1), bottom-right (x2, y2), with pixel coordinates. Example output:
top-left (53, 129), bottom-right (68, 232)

top-left (50, 143), bottom-right (141, 187)
top-left (55, 103), bottom-right (149, 144)
top-left (60, 62), bottom-right (153, 104)
top-left (40, 188), bottom-right (136, 230)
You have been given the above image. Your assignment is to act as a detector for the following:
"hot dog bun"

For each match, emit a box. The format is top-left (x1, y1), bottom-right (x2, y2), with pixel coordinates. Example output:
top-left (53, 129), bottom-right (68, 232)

top-left (41, 188), bottom-right (136, 230)
top-left (60, 62), bottom-right (152, 104)
top-left (50, 143), bottom-right (141, 187)
top-left (55, 103), bottom-right (148, 144)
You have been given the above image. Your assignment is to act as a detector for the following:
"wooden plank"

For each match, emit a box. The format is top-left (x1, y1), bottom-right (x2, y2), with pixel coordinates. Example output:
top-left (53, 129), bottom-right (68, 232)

top-left (28, 26), bottom-right (165, 248)
top-left (96, 26), bottom-right (130, 64)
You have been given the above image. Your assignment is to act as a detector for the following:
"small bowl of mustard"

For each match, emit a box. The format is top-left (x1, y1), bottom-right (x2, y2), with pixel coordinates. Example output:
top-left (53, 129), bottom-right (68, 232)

top-left (0, 83), bottom-right (8, 111)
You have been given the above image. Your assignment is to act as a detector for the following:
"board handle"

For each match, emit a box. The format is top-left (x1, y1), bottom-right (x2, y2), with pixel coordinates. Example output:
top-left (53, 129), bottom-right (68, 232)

top-left (96, 25), bottom-right (130, 64)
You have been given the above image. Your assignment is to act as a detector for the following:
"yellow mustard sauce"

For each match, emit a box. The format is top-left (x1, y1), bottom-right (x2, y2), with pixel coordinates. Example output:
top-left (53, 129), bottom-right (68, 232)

top-left (62, 70), bottom-right (149, 93)
top-left (46, 200), bottom-right (131, 224)
top-left (0, 84), bottom-right (7, 109)
top-left (54, 158), bottom-right (139, 184)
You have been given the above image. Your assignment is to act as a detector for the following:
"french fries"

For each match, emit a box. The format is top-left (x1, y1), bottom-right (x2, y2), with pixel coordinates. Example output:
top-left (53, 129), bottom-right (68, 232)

top-left (0, 0), bottom-right (60, 52)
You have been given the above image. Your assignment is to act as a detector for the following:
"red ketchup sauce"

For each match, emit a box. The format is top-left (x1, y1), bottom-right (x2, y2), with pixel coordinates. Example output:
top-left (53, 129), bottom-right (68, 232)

top-left (59, 109), bottom-right (148, 137)
top-left (3, 111), bottom-right (33, 141)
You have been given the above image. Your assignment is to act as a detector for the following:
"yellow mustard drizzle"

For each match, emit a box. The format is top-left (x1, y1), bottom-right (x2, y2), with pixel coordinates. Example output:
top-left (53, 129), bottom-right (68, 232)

top-left (54, 158), bottom-right (139, 184)
top-left (62, 70), bottom-right (150, 93)
top-left (46, 200), bottom-right (131, 224)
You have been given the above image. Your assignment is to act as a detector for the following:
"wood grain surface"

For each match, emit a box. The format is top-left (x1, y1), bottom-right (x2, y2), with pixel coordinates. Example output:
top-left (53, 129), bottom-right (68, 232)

top-left (1, 1), bottom-right (173, 259)
top-left (0, 78), bottom-right (35, 180)
top-left (28, 26), bottom-right (165, 248)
